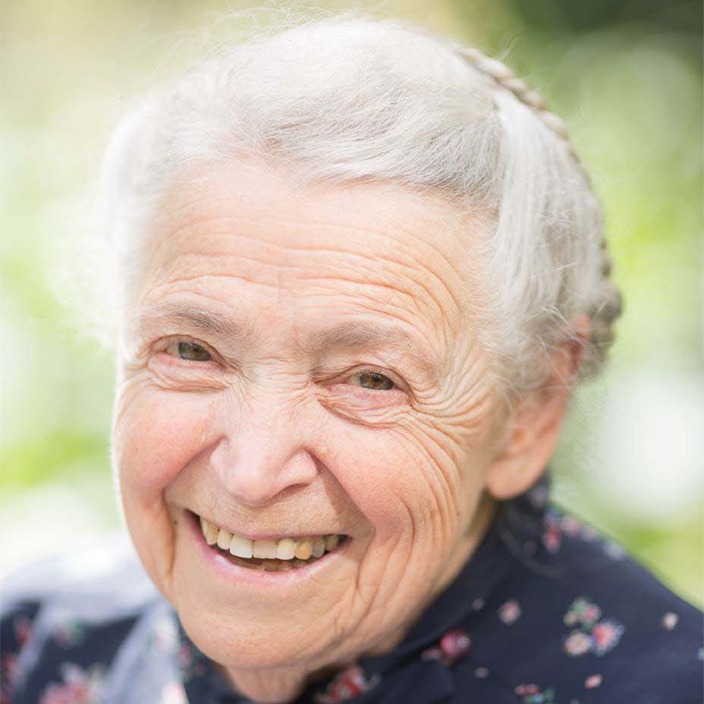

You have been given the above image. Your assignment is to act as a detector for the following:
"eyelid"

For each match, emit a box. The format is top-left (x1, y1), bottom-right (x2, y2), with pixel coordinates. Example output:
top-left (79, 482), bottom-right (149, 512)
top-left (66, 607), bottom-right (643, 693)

top-left (344, 366), bottom-right (405, 391)
top-left (161, 336), bottom-right (220, 363)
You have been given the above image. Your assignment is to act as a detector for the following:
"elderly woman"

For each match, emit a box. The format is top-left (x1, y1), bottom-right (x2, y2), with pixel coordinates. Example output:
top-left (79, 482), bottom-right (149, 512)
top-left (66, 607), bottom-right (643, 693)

top-left (2, 15), bottom-right (702, 704)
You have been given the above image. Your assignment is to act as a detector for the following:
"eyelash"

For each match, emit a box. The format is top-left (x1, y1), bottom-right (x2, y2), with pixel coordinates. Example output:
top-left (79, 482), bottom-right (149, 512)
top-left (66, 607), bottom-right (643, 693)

top-left (160, 338), bottom-right (219, 367)
top-left (164, 339), bottom-right (215, 363)
top-left (161, 338), bottom-right (401, 392)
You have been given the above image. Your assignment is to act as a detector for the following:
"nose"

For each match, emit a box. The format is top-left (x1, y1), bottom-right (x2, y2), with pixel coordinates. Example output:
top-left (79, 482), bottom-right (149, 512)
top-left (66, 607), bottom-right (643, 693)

top-left (209, 399), bottom-right (319, 507)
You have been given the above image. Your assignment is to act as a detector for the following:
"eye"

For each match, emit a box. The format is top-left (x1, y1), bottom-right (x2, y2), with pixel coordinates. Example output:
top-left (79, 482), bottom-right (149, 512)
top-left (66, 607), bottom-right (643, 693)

top-left (348, 370), bottom-right (397, 391)
top-left (165, 340), bottom-right (213, 362)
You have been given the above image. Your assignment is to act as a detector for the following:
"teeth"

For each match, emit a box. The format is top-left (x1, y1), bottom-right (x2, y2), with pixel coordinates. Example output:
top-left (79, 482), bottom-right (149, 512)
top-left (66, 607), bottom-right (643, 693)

top-left (230, 535), bottom-right (254, 558)
top-left (201, 518), bottom-right (219, 546)
top-left (217, 528), bottom-right (233, 550)
top-left (295, 538), bottom-right (313, 560)
top-left (252, 539), bottom-right (278, 559)
top-left (276, 538), bottom-right (296, 560)
top-left (312, 537), bottom-right (325, 558)
top-left (198, 515), bottom-right (344, 569)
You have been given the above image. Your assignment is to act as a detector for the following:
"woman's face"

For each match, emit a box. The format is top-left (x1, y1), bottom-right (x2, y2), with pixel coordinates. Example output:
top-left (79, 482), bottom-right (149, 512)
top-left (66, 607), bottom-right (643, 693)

top-left (112, 161), bottom-right (505, 689)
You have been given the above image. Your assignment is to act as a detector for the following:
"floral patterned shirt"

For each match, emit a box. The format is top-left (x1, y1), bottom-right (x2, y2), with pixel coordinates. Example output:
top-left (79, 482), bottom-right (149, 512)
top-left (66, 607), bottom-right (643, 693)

top-left (2, 471), bottom-right (702, 704)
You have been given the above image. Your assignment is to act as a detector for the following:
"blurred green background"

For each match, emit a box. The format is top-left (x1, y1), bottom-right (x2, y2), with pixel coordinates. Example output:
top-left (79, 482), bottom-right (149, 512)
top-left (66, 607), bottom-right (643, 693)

top-left (1, 0), bottom-right (702, 607)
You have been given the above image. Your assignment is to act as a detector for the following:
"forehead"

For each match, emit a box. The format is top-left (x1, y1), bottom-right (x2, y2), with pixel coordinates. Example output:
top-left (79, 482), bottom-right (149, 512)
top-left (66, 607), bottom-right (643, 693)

top-left (135, 161), bottom-right (487, 369)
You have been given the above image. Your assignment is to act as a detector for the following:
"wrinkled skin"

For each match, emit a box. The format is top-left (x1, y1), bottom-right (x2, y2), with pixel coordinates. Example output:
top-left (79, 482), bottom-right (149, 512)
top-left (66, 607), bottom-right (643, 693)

top-left (112, 161), bottom-right (580, 703)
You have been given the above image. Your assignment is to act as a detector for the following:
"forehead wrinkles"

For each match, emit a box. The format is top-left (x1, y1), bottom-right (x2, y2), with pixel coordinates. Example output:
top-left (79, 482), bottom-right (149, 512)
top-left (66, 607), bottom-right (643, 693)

top-left (141, 165), bottom-right (489, 353)
top-left (146, 206), bottom-right (478, 321)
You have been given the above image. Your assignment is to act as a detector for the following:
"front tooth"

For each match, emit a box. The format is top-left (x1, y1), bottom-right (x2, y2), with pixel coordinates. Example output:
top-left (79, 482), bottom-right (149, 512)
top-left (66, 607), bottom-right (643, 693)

top-left (252, 539), bottom-right (278, 559)
top-left (325, 534), bottom-right (340, 552)
top-left (276, 538), bottom-right (296, 560)
top-left (312, 537), bottom-right (325, 558)
top-left (217, 528), bottom-right (233, 550)
top-left (295, 537), bottom-right (314, 560)
top-left (230, 535), bottom-right (254, 558)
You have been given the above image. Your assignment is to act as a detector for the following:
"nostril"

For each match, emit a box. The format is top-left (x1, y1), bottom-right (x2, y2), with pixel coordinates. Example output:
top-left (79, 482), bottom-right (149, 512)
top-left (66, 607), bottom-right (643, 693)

top-left (210, 439), bottom-right (318, 507)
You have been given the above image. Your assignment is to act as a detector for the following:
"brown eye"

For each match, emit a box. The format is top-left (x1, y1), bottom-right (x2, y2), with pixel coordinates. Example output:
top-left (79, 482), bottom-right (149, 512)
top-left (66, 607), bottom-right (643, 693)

top-left (169, 341), bottom-right (212, 362)
top-left (352, 371), bottom-right (396, 391)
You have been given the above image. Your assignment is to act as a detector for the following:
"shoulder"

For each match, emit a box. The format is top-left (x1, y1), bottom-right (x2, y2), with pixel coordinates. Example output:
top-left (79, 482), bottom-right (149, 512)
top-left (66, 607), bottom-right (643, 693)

top-left (1, 533), bottom-right (163, 704)
top-left (453, 501), bottom-right (703, 704)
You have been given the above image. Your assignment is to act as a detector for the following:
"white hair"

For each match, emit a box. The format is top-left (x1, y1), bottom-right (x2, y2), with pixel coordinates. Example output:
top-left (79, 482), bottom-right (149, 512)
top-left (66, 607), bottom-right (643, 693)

top-left (99, 13), bottom-right (622, 398)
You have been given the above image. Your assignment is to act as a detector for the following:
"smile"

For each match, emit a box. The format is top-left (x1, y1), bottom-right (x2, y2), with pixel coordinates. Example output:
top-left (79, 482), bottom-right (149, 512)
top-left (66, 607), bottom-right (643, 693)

top-left (197, 514), bottom-right (348, 573)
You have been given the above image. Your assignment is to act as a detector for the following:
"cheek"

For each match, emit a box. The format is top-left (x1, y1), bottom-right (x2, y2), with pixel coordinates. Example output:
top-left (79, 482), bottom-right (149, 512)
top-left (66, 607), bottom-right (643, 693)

top-left (112, 383), bottom-right (214, 590)
top-left (327, 420), bottom-right (465, 548)
top-left (114, 387), bottom-right (213, 501)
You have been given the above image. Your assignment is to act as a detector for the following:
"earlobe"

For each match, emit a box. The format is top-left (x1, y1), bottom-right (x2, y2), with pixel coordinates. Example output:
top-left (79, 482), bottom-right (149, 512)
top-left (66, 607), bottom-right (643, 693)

top-left (485, 409), bottom-right (563, 500)
top-left (485, 316), bottom-right (589, 501)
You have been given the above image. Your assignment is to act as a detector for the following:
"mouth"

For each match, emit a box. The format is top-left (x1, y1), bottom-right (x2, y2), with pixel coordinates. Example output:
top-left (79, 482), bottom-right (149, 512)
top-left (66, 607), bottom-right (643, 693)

top-left (192, 511), bottom-right (349, 573)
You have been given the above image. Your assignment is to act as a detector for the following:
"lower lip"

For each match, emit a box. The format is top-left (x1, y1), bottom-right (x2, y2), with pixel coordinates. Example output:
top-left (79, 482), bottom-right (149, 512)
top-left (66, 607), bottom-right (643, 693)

top-left (186, 511), bottom-right (353, 588)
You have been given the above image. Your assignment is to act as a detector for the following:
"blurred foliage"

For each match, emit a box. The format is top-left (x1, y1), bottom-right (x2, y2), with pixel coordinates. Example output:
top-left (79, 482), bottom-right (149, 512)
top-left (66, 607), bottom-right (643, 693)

top-left (1, 0), bottom-right (701, 607)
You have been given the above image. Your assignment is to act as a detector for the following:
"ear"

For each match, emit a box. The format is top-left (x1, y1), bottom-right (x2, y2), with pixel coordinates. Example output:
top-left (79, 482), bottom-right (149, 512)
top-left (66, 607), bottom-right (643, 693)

top-left (485, 315), bottom-right (589, 500)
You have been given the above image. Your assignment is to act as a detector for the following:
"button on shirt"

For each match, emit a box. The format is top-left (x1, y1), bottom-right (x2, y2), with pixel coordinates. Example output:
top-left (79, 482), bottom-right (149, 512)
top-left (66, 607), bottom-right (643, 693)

top-left (2, 471), bottom-right (702, 704)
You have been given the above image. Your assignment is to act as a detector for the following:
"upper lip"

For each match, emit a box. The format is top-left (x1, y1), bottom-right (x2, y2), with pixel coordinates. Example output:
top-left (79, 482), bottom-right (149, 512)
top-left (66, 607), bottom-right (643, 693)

top-left (192, 510), bottom-right (346, 542)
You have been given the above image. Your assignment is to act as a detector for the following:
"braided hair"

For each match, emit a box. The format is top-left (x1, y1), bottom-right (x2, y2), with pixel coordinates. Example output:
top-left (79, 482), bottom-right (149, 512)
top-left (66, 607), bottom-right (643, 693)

top-left (457, 46), bottom-right (624, 381)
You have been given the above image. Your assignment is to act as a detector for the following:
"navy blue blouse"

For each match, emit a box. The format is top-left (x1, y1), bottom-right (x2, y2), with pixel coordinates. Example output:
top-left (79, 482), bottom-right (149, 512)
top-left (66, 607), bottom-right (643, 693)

top-left (2, 471), bottom-right (702, 704)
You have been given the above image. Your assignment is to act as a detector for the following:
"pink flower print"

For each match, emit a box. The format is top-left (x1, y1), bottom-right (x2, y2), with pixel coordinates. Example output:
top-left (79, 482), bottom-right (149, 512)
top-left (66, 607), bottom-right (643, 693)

top-left (563, 631), bottom-right (593, 657)
top-left (421, 628), bottom-right (470, 666)
top-left (2, 652), bottom-right (18, 685)
top-left (515, 684), bottom-right (540, 696)
top-left (315, 666), bottom-right (380, 703)
top-left (514, 684), bottom-right (556, 703)
top-left (581, 604), bottom-right (601, 626)
top-left (661, 612), bottom-right (679, 630)
top-left (563, 597), bottom-right (600, 627)
top-left (542, 525), bottom-right (562, 553)
top-left (471, 598), bottom-right (485, 611)
top-left (591, 619), bottom-right (624, 656)
top-left (13, 615), bottom-right (33, 647)
top-left (439, 628), bottom-right (470, 660)
top-left (39, 663), bottom-right (105, 704)
top-left (585, 674), bottom-right (603, 689)
top-left (498, 599), bottom-right (521, 625)
top-left (561, 516), bottom-right (582, 537)
top-left (562, 598), bottom-right (624, 658)
top-left (1, 653), bottom-right (18, 704)
top-left (474, 667), bottom-right (489, 678)
top-left (161, 682), bottom-right (189, 704)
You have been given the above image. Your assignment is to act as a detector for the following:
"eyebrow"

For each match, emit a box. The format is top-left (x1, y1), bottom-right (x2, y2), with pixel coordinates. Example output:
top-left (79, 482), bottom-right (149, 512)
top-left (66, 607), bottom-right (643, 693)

top-left (131, 305), bottom-right (252, 342)
top-left (132, 304), bottom-right (445, 382)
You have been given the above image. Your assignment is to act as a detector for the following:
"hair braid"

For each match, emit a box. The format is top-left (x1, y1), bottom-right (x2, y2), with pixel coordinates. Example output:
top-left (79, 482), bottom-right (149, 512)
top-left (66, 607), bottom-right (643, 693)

top-left (459, 47), bottom-right (624, 378)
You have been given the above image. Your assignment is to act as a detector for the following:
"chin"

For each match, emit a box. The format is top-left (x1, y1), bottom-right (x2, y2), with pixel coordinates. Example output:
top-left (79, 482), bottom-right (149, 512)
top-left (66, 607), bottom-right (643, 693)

top-left (180, 609), bottom-right (325, 671)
